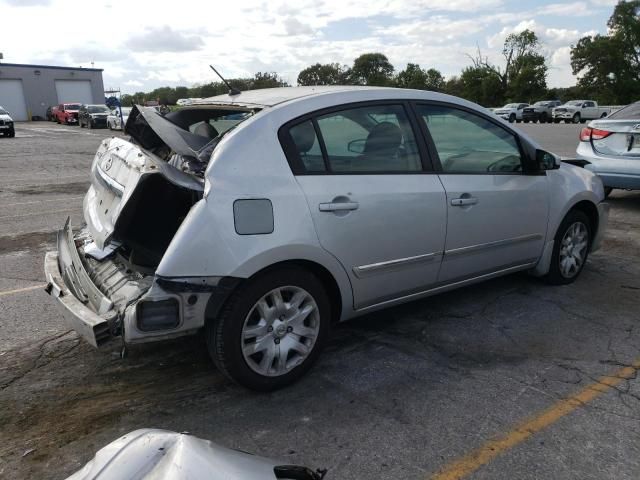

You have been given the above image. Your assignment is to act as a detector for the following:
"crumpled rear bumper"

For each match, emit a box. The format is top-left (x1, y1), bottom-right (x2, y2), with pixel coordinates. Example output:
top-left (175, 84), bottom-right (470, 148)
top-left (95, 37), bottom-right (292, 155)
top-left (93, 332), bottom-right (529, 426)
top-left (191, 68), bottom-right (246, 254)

top-left (44, 220), bottom-right (117, 347)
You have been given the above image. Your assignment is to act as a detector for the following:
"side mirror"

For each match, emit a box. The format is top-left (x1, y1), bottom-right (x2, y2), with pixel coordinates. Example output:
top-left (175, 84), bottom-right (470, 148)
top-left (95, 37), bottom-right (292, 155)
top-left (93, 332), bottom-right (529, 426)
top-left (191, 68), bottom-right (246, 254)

top-left (537, 149), bottom-right (561, 170)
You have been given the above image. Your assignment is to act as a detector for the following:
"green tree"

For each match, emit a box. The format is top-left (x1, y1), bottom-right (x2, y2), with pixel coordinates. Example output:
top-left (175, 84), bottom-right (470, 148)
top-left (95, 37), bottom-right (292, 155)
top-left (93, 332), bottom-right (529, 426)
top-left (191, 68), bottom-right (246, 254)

top-left (249, 72), bottom-right (289, 89)
top-left (463, 29), bottom-right (547, 105)
top-left (395, 64), bottom-right (445, 91)
top-left (349, 53), bottom-right (394, 86)
top-left (297, 63), bottom-right (348, 85)
top-left (571, 0), bottom-right (640, 104)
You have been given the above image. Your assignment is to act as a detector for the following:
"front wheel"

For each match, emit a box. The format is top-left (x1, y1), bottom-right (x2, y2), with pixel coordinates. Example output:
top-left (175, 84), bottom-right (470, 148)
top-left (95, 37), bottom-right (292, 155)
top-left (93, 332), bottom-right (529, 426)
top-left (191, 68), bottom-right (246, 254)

top-left (206, 267), bottom-right (330, 391)
top-left (572, 113), bottom-right (581, 124)
top-left (509, 114), bottom-right (515, 123)
top-left (543, 210), bottom-right (591, 285)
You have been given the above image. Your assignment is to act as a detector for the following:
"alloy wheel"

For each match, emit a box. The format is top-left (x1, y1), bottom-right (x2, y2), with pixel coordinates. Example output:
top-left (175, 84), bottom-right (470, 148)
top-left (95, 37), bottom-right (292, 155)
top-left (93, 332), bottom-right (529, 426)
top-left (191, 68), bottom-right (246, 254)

top-left (559, 222), bottom-right (588, 278)
top-left (241, 286), bottom-right (320, 377)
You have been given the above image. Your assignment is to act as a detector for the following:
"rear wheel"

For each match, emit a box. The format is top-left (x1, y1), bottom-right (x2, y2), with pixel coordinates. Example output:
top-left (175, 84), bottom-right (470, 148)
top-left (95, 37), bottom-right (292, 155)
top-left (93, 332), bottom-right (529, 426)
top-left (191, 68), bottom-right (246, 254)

top-left (206, 267), bottom-right (330, 391)
top-left (543, 210), bottom-right (591, 285)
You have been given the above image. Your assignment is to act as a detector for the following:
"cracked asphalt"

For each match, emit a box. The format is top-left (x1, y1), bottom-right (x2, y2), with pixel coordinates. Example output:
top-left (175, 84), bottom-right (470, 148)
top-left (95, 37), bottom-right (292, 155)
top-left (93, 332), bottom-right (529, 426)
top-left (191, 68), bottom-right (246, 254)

top-left (0, 122), bottom-right (638, 479)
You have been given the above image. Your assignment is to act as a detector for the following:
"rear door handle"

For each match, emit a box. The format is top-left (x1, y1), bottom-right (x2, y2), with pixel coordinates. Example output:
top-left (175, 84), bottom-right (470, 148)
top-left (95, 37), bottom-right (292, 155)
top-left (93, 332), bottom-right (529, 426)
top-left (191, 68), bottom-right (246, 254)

top-left (450, 197), bottom-right (478, 206)
top-left (319, 202), bottom-right (359, 212)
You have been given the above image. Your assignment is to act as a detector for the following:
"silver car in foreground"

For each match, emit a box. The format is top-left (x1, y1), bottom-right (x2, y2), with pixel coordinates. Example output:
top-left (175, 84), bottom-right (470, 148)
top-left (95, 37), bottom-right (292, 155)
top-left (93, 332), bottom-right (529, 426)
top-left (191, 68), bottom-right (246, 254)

top-left (66, 429), bottom-right (325, 480)
top-left (576, 101), bottom-right (640, 196)
top-left (44, 86), bottom-right (608, 390)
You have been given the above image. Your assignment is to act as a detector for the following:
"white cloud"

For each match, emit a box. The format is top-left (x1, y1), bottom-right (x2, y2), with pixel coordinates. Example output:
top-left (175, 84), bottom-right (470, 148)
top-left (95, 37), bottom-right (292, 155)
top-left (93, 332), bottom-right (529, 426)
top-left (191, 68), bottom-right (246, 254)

top-left (0, 0), bottom-right (612, 92)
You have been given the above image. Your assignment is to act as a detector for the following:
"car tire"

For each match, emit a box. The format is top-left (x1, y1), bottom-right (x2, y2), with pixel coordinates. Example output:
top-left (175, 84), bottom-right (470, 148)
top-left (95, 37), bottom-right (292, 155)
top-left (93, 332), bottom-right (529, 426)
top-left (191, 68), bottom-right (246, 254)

top-left (540, 113), bottom-right (548, 123)
top-left (524, 119), bottom-right (529, 123)
top-left (572, 113), bottom-right (581, 124)
top-left (543, 210), bottom-right (592, 285)
top-left (553, 119), bottom-right (560, 123)
top-left (509, 114), bottom-right (515, 123)
top-left (206, 266), bottom-right (330, 391)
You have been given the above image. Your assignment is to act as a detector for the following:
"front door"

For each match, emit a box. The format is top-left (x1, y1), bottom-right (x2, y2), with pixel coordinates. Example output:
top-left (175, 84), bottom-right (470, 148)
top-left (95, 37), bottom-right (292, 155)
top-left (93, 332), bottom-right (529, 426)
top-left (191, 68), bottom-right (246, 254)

top-left (283, 102), bottom-right (447, 309)
top-left (414, 103), bottom-right (549, 284)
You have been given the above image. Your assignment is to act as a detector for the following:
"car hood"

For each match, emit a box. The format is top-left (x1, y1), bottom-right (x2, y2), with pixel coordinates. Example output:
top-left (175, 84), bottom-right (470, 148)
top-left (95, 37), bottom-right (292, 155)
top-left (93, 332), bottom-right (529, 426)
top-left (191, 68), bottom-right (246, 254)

top-left (65, 429), bottom-right (325, 480)
top-left (0, 113), bottom-right (13, 121)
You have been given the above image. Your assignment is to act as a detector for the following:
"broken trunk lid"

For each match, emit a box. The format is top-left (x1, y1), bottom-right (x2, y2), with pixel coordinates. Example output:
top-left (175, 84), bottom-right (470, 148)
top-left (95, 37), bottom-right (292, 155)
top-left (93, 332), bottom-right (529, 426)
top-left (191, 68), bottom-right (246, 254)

top-left (85, 136), bottom-right (203, 251)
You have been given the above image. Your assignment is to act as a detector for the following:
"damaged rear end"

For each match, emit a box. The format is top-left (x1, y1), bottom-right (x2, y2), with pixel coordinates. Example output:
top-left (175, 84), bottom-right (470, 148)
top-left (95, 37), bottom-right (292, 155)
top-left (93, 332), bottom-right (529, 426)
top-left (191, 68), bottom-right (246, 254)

top-left (44, 105), bottom-right (252, 347)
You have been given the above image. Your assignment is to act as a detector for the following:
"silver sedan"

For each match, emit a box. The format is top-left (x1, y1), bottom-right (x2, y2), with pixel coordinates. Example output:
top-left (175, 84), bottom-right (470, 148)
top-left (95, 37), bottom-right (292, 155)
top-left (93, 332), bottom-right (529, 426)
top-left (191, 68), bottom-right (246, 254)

top-left (44, 87), bottom-right (609, 391)
top-left (577, 101), bottom-right (640, 196)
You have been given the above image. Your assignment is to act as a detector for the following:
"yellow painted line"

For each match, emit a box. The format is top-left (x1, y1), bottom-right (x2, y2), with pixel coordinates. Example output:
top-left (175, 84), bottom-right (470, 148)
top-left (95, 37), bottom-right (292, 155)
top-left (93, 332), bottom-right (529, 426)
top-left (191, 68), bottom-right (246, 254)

top-left (431, 359), bottom-right (640, 480)
top-left (0, 284), bottom-right (47, 297)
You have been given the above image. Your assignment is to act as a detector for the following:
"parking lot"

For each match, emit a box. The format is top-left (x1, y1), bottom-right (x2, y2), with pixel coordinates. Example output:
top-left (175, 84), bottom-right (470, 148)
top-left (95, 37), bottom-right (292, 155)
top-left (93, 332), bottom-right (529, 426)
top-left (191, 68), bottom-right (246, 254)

top-left (0, 121), bottom-right (638, 479)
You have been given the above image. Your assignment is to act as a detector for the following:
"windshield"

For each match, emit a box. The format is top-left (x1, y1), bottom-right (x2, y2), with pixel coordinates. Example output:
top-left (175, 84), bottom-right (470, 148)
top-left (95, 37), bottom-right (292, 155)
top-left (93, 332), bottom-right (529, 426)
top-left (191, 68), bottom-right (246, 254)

top-left (0, 108), bottom-right (7, 115)
top-left (566, 101), bottom-right (583, 106)
top-left (608, 102), bottom-right (640, 120)
top-left (65, 104), bottom-right (81, 110)
top-left (88, 105), bottom-right (110, 113)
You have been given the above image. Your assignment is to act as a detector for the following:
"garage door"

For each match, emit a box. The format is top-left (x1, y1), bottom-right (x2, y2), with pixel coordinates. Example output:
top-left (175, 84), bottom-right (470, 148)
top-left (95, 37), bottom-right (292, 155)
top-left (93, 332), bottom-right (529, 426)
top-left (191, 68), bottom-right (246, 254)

top-left (0, 79), bottom-right (29, 121)
top-left (55, 80), bottom-right (94, 105)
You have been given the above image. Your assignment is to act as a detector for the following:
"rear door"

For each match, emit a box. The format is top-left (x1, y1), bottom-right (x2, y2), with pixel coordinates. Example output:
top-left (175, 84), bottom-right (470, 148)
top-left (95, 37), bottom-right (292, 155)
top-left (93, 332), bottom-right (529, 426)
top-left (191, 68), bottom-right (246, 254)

top-left (281, 102), bottom-right (447, 309)
top-left (414, 102), bottom-right (549, 284)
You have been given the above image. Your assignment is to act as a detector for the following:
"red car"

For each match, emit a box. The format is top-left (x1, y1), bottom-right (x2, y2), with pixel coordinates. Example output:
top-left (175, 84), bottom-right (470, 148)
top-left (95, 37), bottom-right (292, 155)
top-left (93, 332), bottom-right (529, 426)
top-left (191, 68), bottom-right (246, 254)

top-left (55, 103), bottom-right (81, 125)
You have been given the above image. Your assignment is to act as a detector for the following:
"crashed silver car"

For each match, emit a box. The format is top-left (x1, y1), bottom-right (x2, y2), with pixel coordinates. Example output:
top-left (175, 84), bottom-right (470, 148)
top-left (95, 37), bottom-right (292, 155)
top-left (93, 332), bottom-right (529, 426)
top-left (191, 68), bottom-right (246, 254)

top-left (45, 86), bottom-right (608, 390)
top-left (66, 429), bottom-right (326, 480)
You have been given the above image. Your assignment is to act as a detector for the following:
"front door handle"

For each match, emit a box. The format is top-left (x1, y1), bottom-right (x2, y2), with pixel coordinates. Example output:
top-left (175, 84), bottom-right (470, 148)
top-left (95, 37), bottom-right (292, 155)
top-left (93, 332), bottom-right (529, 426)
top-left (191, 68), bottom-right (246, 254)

top-left (319, 201), bottom-right (359, 212)
top-left (450, 196), bottom-right (478, 207)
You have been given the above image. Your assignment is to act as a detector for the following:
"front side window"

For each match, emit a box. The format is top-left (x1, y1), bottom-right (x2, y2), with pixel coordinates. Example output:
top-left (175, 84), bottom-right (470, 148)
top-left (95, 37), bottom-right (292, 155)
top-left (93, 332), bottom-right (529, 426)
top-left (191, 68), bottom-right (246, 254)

top-left (315, 104), bottom-right (421, 173)
top-left (417, 104), bottom-right (523, 174)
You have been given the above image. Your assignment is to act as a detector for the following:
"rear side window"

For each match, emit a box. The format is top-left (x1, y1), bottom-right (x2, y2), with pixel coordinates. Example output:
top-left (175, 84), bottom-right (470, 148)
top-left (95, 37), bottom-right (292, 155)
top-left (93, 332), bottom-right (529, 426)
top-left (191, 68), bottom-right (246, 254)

top-left (417, 104), bottom-right (523, 174)
top-left (285, 104), bottom-right (423, 174)
top-left (289, 120), bottom-right (326, 172)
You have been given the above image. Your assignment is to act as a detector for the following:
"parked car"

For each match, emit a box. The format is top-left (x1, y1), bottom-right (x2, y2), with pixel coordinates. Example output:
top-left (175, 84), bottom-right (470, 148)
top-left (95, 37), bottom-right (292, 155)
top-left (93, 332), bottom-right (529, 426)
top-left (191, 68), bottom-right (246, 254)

top-left (79, 104), bottom-right (111, 129)
top-left (50, 105), bottom-right (59, 121)
top-left (55, 103), bottom-right (81, 125)
top-left (106, 107), bottom-right (132, 130)
top-left (575, 100), bottom-right (640, 197)
top-left (553, 100), bottom-right (610, 124)
top-left (44, 87), bottom-right (609, 391)
top-left (0, 106), bottom-right (15, 137)
top-left (522, 100), bottom-right (562, 123)
top-left (493, 103), bottom-right (529, 123)
top-left (66, 429), bottom-right (326, 480)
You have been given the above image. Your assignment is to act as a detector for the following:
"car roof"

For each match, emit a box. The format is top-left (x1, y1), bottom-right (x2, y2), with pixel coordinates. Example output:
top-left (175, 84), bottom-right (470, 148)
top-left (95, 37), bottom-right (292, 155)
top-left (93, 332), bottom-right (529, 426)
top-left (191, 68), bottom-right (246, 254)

top-left (193, 86), bottom-right (422, 108)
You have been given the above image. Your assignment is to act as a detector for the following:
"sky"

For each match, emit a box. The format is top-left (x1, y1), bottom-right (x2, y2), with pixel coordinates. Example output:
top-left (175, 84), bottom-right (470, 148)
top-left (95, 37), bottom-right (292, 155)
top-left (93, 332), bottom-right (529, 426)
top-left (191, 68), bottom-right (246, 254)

top-left (0, 0), bottom-right (619, 94)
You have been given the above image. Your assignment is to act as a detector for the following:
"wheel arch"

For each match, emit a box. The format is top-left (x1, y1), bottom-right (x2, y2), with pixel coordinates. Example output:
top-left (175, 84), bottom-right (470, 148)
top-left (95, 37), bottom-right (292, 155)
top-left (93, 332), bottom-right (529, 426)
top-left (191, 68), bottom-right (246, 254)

top-left (205, 258), bottom-right (348, 327)
top-left (570, 200), bottom-right (599, 243)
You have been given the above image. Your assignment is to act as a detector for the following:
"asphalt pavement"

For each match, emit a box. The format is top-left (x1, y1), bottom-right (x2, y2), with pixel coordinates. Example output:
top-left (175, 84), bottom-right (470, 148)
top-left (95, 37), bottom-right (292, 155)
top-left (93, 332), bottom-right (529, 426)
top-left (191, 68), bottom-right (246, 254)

top-left (0, 121), bottom-right (638, 480)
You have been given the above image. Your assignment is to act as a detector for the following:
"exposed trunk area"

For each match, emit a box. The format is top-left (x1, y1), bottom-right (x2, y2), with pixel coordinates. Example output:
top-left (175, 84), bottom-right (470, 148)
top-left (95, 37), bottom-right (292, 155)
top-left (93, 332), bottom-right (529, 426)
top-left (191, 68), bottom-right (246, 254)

top-left (113, 175), bottom-right (201, 270)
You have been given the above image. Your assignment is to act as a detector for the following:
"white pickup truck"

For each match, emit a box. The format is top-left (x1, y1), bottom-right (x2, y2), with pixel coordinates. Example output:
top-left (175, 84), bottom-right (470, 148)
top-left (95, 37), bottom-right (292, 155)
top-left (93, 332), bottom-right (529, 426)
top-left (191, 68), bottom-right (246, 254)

top-left (552, 100), bottom-right (610, 124)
